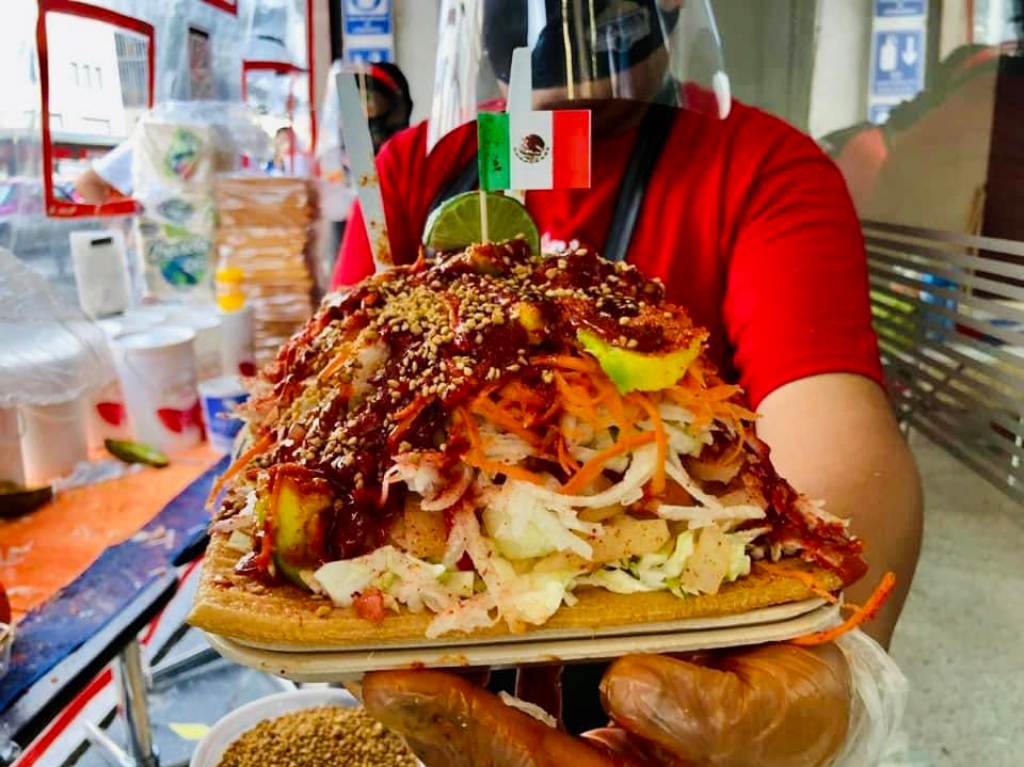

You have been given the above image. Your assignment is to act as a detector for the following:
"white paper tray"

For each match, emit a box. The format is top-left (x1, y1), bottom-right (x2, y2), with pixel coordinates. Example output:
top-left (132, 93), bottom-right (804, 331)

top-left (203, 601), bottom-right (839, 682)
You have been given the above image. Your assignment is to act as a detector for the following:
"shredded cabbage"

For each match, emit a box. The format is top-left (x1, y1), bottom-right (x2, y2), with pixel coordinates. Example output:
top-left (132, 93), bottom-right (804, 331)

top-left (314, 545), bottom-right (468, 613)
top-left (522, 443), bottom-right (658, 510)
top-left (482, 480), bottom-right (598, 560)
top-left (578, 529), bottom-right (752, 599)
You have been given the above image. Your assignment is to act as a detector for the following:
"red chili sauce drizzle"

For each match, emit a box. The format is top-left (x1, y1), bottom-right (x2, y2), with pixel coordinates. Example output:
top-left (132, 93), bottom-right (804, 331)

top-left (233, 239), bottom-right (866, 585)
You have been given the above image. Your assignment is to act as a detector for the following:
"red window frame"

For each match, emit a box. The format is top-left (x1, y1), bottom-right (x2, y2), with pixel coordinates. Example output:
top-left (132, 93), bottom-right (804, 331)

top-left (36, 0), bottom-right (154, 218)
top-left (199, 0), bottom-right (238, 14)
top-left (242, 60), bottom-right (309, 173)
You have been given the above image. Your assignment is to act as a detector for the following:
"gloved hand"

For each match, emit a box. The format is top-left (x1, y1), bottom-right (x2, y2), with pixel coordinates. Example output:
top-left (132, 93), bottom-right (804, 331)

top-left (362, 642), bottom-right (852, 767)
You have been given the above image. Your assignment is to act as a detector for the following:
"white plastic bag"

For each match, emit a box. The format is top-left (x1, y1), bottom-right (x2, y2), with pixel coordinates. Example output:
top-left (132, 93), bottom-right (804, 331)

top-left (832, 630), bottom-right (910, 767)
top-left (0, 249), bottom-right (114, 408)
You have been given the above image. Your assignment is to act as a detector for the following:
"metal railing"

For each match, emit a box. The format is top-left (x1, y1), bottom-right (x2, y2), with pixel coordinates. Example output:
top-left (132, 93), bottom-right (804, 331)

top-left (863, 219), bottom-right (1024, 503)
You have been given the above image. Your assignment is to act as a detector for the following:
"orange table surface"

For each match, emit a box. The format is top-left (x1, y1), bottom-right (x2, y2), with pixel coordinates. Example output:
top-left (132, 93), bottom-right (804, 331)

top-left (0, 445), bottom-right (218, 623)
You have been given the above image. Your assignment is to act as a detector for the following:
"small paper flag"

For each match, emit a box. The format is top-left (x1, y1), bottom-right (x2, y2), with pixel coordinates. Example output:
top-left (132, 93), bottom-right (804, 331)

top-left (478, 110), bottom-right (591, 192)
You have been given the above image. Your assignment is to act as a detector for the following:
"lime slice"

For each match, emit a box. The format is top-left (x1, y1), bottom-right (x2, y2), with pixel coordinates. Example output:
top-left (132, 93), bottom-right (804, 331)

top-left (423, 191), bottom-right (540, 255)
top-left (105, 439), bottom-right (170, 468)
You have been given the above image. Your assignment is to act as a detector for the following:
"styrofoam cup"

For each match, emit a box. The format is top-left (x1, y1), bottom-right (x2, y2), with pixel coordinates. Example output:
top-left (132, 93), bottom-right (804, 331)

top-left (219, 305), bottom-right (256, 378)
top-left (198, 376), bottom-right (249, 454)
top-left (85, 377), bottom-right (133, 448)
top-left (21, 398), bottom-right (89, 484)
top-left (165, 306), bottom-right (224, 382)
top-left (113, 327), bottom-right (202, 454)
top-left (0, 406), bottom-right (25, 485)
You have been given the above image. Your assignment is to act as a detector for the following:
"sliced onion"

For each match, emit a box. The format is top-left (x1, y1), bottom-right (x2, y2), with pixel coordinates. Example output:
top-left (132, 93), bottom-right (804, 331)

top-left (420, 465), bottom-right (474, 511)
top-left (656, 504), bottom-right (766, 530)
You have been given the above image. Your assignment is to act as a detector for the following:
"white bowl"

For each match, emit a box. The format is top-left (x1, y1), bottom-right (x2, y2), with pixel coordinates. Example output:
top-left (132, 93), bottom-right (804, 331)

top-left (189, 688), bottom-right (358, 767)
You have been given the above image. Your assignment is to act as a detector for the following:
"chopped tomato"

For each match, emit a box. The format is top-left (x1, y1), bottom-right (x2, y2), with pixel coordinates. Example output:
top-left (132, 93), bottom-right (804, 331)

top-left (353, 588), bottom-right (386, 622)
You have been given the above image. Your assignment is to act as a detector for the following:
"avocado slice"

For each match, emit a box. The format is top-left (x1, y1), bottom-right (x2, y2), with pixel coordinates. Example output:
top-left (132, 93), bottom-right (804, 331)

top-left (578, 329), bottom-right (701, 394)
top-left (105, 439), bottom-right (170, 468)
top-left (257, 476), bottom-right (331, 589)
top-left (0, 481), bottom-right (54, 518)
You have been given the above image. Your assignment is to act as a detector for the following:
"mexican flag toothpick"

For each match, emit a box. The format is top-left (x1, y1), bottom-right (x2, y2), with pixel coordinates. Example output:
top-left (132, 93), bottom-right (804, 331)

top-left (478, 110), bottom-right (592, 192)
top-left (477, 47), bottom-right (592, 194)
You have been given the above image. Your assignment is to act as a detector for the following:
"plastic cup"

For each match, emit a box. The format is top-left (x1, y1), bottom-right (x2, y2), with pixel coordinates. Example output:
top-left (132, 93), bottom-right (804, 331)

top-left (198, 376), bottom-right (249, 454)
top-left (113, 327), bottom-right (202, 454)
top-left (219, 305), bottom-right (256, 378)
top-left (0, 406), bottom-right (25, 485)
top-left (21, 398), bottom-right (89, 484)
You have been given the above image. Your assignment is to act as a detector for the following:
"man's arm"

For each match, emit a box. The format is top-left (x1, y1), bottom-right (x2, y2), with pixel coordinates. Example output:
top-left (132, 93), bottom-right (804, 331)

top-left (756, 373), bottom-right (923, 646)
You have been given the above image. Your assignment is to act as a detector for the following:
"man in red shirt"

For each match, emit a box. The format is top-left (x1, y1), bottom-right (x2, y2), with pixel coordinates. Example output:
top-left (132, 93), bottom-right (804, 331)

top-left (335, 0), bottom-right (921, 759)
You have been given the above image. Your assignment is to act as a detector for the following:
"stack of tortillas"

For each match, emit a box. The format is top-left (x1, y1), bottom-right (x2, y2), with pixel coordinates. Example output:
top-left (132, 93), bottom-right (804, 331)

top-left (215, 177), bottom-right (319, 364)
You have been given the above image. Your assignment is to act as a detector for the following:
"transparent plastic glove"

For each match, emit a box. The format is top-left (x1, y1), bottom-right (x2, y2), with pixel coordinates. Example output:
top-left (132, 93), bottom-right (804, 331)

top-left (599, 644), bottom-right (851, 767)
top-left (362, 670), bottom-right (631, 767)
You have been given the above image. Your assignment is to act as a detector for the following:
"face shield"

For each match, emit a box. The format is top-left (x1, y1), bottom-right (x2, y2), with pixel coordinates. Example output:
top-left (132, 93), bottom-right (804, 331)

top-left (429, 0), bottom-right (730, 152)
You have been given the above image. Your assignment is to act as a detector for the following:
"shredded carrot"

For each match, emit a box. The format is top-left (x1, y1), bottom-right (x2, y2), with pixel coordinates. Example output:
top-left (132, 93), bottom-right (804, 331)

top-left (531, 354), bottom-right (600, 374)
top-left (457, 407), bottom-right (481, 451)
top-left (498, 380), bottom-right (548, 410)
top-left (556, 437), bottom-right (581, 475)
top-left (471, 396), bottom-right (541, 446)
top-left (553, 372), bottom-right (603, 410)
top-left (790, 572), bottom-right (897, 646)
top-left (631, 394), bottom-right (667, 495)
top-left (561, 432), bottom-right (656, 495)
top-left (389, 396), bottom-right (432, 447)
top-left (463, 451), bottom-right (548, 486)
top-left (761, 562), bottom-right (841, 605)
top-left (317, 343), bottom-right (352, 382)
top-left (205, 434), bottom-right (273, 507)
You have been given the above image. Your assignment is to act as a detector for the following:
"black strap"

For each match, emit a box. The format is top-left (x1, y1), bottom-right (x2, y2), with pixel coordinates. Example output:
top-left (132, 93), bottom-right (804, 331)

top-left (603, 104), bottom-right (676, 262)
top-left (426, 105), bottom-right (677, 261)
top-left (427, 156), bottom-right (481, 219)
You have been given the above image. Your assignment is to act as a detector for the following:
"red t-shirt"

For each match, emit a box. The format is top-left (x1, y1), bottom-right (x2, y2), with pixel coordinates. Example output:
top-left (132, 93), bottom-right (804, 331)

top-left (333, 101), bottom-right (882, 408)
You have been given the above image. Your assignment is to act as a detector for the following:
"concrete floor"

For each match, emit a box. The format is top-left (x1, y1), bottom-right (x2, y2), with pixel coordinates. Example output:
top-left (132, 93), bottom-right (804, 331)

top-left (888, 432), bottom-right (1024, 767)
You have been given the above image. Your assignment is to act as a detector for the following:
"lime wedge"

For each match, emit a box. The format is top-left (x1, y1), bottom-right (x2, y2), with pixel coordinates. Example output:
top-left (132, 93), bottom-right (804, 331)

top-left (105, 439), bottom-right (170, 468)
top-left (423, 191), bottom-right (540, 255)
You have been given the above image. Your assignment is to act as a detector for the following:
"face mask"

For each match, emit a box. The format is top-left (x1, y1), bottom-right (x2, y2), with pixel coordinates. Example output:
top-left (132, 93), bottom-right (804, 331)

top-left (486, 0), bottom-right (680, 89)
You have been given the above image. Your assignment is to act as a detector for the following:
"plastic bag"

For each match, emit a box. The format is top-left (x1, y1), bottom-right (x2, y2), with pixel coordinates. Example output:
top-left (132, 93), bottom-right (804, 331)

top-left (131, 102), bottom-right (272, 299)
top-left (832, 630), bottom-right (910, 767)
top-left (0, 249), bottom-right (114, 407)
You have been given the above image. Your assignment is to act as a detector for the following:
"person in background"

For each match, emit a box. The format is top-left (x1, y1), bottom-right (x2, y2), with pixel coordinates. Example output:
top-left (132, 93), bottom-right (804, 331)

top-left (266, 125), bottom-right (311, 176)
top-left (321, 61), bottom-right (414, 270)
top-left (334, 1), bottom-right (923, 762)
top-left (363, 62), bottom-right (414, 155)
top-left (73, 140), bottom-right (133, 204)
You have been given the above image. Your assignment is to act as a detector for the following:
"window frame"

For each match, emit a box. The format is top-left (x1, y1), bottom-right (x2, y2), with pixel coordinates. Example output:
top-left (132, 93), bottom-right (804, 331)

top-left (36, 0), bottom-right (154, 219)
top-left (199, 0), bottom-right (238, 14)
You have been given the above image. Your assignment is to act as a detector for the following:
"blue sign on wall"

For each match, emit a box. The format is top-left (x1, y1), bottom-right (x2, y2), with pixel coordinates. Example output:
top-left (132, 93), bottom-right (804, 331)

top-left (875, 0), bottom-right (926, 17)
top-left (344, 0), bottom-right (391, 36)
top-left (871, 30), bottom-right (925, 97)
top-left (869, 104), bottom-right (893, 124)
top-left (347, 47), bottom-right (392, 64)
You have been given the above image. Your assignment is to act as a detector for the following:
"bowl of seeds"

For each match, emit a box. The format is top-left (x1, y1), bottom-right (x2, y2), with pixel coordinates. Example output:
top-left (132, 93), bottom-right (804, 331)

top-left (190, 687), bottom-right (420, 767)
